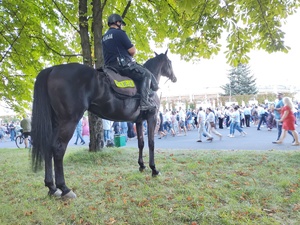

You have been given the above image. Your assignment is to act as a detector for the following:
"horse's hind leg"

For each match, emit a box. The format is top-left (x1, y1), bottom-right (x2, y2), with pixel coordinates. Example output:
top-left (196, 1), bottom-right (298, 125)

top-left (51, 121), bottom-right (77, 198)
top-left (136, 122), bottom-right (146, 172)
top-left (44, 150), bottom-right (62, 197)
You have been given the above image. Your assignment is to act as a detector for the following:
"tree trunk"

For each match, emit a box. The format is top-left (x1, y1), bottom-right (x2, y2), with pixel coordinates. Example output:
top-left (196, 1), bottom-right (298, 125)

top-left (78, 0), bottom-right (132, 151)
top-left (88, 111), bottom-right (104, 150)
top-left (86, 0), bottom-right (105, 151)
top-left (79, 0), bottom-right (102, 151)
top-left (92, 0), bottom-right (104, 68)
top-left (78, 0), bottom-right (92, 67)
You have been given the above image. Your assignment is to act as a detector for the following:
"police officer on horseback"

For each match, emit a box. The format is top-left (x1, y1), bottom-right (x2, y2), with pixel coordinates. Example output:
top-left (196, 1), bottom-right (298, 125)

top-left (102, 13), bottom-right (158, 111)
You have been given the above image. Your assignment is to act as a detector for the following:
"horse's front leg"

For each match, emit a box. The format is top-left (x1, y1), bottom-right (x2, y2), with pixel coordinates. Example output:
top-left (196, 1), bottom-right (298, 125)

top-left (136, 122), bottom-right (146, 172)
top-left (147, 117), bottom-right (160, 177)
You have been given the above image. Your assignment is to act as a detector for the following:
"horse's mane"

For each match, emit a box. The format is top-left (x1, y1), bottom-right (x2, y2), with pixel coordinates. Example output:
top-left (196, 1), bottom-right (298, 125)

top-left (144, 53), bottom-right (164, 71)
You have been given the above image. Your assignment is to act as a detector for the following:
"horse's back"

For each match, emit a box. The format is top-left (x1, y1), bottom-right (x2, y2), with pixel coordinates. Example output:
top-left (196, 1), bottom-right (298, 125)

top-left (49, 63), bottom-right (95, 80)
top-left (47, 63), bottom-right (99, 118)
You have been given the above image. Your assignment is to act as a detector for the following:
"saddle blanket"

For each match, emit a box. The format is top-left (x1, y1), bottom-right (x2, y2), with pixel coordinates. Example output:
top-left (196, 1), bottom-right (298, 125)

top-left (102, 66), bottom-right (137, 97)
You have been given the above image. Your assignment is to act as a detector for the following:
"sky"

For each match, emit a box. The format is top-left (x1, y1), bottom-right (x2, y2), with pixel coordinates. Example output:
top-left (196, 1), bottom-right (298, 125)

top-left (158, 10), bottom-right (300, 97)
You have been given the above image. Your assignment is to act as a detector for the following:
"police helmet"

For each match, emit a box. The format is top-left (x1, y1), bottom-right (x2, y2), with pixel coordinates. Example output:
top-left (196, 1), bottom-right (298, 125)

top-left (107, 14), bottom-right (126, 26)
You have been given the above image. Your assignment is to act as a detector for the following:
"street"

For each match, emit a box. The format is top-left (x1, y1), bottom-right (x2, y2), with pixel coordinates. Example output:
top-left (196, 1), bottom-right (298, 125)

top-left (1, 125), bottom-right (299, 151)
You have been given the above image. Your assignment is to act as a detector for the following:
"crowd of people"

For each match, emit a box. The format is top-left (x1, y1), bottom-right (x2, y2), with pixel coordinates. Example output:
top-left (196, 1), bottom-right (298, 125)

top-left (2, 93), bottom-right (300, 148)
top-left (0, 120), bottom-right (23, 142)
top-left (0, 115), bottom-right (31, 148)
top-left (0, 121), bottom-right (17, 142)
top-left (151, 93), bottom-right (300, 145)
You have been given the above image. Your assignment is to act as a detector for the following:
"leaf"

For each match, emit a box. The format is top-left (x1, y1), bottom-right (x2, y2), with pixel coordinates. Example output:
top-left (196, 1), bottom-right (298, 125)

top-left (186, 196), bottom-right (193, 201)
top-left (70, 214), bottom-right (76, 220)
top-left (105, 218), bottom-right (117, 225)
top-left (24, 211), bottom-right (33, 216)
top-left (293, 204), bottom-right (300, 211)
top-left (263, 208), bottom-right (276, 214)
top-left (88, 206), bottom-right (97, 211)
top-left (138, 198), bottom-right (150, 207)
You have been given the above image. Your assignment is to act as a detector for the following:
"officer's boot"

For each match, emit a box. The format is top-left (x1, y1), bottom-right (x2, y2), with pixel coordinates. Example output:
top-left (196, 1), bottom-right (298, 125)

top-left (140, 77), bottom-right (156, 111)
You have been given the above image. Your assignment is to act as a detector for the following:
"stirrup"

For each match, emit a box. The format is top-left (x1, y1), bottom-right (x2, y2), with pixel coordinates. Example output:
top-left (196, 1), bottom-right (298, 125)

top-left (149, 89), bottom-right (155, 97)
top-left (140, 104), bottom-right (156, 111)
top-left (151, 84), bottom-right (159, 92)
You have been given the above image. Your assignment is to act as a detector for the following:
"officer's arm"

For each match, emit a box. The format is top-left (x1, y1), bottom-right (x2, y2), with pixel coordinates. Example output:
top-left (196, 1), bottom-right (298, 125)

top-left (128, 45), bottom-right (136, 56)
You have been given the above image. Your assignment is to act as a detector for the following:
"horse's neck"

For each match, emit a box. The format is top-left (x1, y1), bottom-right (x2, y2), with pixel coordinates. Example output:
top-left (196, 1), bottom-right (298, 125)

top-left (144, 61), bottom-right (162, 84)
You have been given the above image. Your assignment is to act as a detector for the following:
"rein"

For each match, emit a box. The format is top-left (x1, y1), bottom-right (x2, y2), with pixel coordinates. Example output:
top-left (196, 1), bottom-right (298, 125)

top-left (164, 78), bottom-right (171, 85)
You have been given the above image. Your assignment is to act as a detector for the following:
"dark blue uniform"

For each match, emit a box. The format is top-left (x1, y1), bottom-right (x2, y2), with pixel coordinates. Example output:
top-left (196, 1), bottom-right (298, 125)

top-left (102, 28), bottom-right (133, 65)
top-left (102, 26), bottom-right (158, 110)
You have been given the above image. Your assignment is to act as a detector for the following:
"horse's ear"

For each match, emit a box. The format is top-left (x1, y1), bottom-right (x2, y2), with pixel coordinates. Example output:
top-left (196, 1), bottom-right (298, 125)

top-left (165, 49), bottom-right (168, 55)
top-left (154, 52), bottom-right (158, 56)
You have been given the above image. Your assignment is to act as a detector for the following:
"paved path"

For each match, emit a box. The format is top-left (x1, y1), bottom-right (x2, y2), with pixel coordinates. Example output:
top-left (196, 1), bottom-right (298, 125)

top-left (1, 125), bottom-right (299, 151)
top-left (125, 125), bottom-right (299, 151)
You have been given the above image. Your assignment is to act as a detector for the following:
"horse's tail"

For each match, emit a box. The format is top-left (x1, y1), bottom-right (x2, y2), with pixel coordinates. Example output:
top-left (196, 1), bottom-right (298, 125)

top-left (31, 67), bottom-right (53, 172)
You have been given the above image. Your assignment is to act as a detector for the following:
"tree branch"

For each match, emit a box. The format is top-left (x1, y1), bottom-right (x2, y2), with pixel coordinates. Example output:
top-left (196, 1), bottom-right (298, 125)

top-left (122, 0), bottom-right (132, 18)
top-left (30, 35), bottom-right (82, 57)
top-left (196, 0), bottom-right (209, 30)
top-left (0, 18), bottom-right (27, 65)
top-left (52, 0), bottom-right (80, 33)
top-left (256, 0), bottom-right (276, 43)
top-left (164, 0), bottom-right (180, 16)
top-left (100, 0), bottom-right (108, 11)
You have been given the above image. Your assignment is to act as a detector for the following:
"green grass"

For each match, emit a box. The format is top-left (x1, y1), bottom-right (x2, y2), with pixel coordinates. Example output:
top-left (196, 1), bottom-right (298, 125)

top-left (1, 147), bottom-right (300, 224)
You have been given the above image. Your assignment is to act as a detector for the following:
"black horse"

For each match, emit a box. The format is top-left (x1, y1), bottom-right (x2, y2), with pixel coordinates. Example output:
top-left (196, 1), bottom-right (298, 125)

top-left (31, 50), bottom-right (177, 199)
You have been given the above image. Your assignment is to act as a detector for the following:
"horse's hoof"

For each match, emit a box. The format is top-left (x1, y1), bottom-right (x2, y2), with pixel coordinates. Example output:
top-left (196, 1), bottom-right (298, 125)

top-left (62, 190), bottom-right (77, 200)
top-left (48, 188), bottom-right (62, 198)
top-left (152, 171), bottom-right (161, 177)
top-left (53, 189), bottom-right (62, 197)
top-left (139, 166), bottom-right (146, 172)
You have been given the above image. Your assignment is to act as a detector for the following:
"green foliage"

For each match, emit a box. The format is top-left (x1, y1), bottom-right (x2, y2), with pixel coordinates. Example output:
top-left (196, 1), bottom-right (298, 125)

top-left (2, 148), bottom-right (300, 224)
top-left (255, 92), bottom-right (294, 105)
top-left (0, 0), bottom-right (299, 111)
top-left (0, 0), bottom-right (81, 113)
top-left (188, 102), bottom-right (195, 110)
top-left (161, 100), bottom-right (167, 111)
top-left (221, 64), bottom-right (258, 96)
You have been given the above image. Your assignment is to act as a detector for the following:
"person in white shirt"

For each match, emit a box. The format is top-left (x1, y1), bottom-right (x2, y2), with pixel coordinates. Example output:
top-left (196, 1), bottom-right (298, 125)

top-left (163, 109), bottom-right (175, 136)
top-left (215, 108), bottom-right (224, 129)
top-left (257, 105), bottom-right (268, 130)
top-left (243, 105), bottom-right (251, 127)
top-left (206, 108), bottom-right (222, 140)
top-left (196, 107), bottom-right (213, 142)
top-left (103, 119), bottom-right (113, 143)
top-left (228, 106), bottom-right (247, 137)
top-left (171, 111), bottom-right (179, 135)
top-left (178, 107), bottom-right (187, 135)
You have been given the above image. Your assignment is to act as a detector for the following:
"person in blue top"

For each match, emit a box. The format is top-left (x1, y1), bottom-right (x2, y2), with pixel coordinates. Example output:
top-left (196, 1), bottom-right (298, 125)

top-left (274, 93), bottom-right (284, 140)
top-left (274, 92), bottom-right (294, 142)
top-left (102, 13), bottom-right (158, 111)
top-left (74, 119), bottom-right (85, 145)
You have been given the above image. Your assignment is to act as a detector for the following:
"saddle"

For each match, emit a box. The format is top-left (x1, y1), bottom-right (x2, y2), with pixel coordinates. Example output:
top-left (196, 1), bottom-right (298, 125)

top-left (100, 66), bottom-right (137, 97)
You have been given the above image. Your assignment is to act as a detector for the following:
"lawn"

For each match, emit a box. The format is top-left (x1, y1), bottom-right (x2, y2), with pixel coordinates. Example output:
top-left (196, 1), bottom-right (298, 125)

top-left (1, 147), bottom-right (300, 224)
